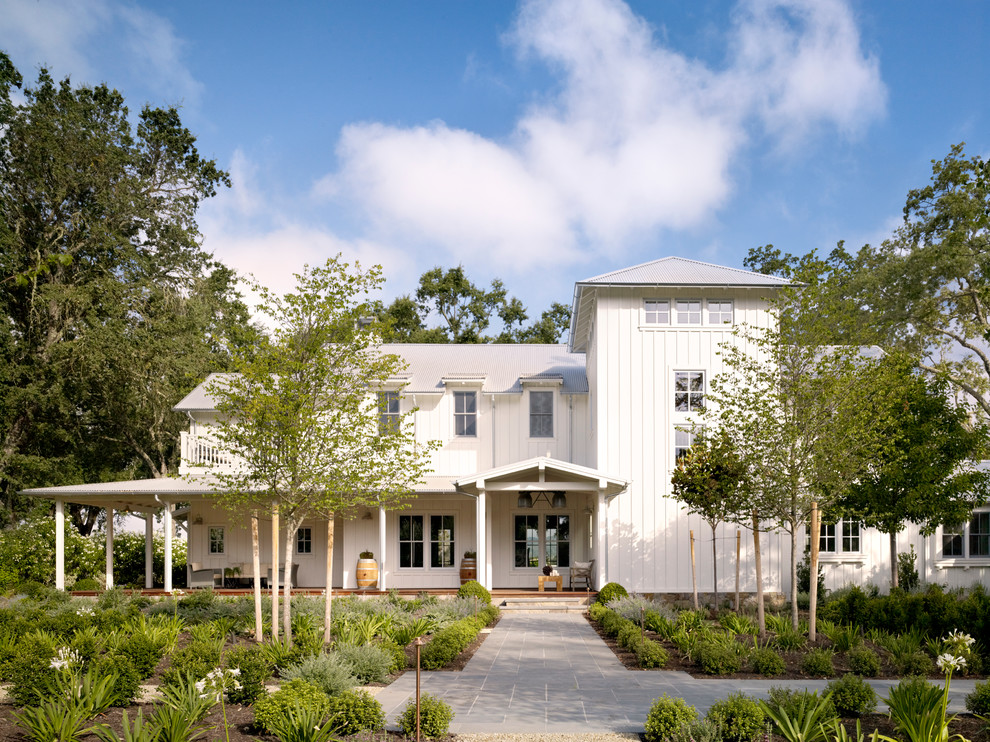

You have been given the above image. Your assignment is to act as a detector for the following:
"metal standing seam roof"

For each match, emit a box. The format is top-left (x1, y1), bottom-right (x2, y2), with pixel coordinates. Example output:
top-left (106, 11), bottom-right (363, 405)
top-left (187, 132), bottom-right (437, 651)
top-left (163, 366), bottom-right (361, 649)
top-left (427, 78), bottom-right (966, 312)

top-left (174, 346), bottom-right (588, 412)
top-left (577, 256), bottom-right (793, 287)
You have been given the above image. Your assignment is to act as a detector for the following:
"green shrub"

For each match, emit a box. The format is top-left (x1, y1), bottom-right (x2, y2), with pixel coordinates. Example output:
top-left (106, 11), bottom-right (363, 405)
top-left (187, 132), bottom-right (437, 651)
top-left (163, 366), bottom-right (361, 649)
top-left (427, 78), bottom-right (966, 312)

top-left (800, 648), bottom-right (834, 677)
top-left (398, 693), bottom-right (454, 739)
top-left (378, 639), bottom-right (407, 674)
top-left (706, 693), bottom-right (765, 742)
top-left (456, 580), bottom-right (491, 606)
top-left (334, 643), bottom-right (392, 684)
top-left (893, 650), bottom-right (934, 676)
top-left (826, 674), bottom-right (877, 717)
top-left (665, 718), bottom-right (723, 742)
top-left (117, 632), bottom-right (163, 680)
top-left (91, 653), bottom-right (142, 707)
top-left (599, 610), bottom-right (624, 638)
top-left (765, 687), bottom-right (835, 723)
top-left (588, 602), bottom-right (608, 622)
top-left (897, 546), bottom-right (920, 592)
top-left (636, 639), bottom-right (668, 669)
top-left (7, 641), bottom-right (58, 707)
top-left (697, 641), bottom-right (742, 675)
top-left (223, 645), bottom-right (273, 704)
top-left (751, 647), bottom-right (785, 677)
top-left (617, 621), bottom-right (641, 650)
top-left (846, 646), bottom-right (880, 676)
top-left (253, 679), bottom-right (330, 734)
top-left (160, 642), bottom-right (221, 689)
top-left (325, 688), bottom-right (385, 735)
top-left (965, 680), bottom-right (990, 714)
top-left (644, 694), bottom-right (698, 742)
top-left (72, 578), bottom-right (101, 591)
top-left (421, 615), bottom-right (486, 670)
top-left (283, 652), bottom-right (357, 698)
top-left (597, 582), bottom-right (628, 605)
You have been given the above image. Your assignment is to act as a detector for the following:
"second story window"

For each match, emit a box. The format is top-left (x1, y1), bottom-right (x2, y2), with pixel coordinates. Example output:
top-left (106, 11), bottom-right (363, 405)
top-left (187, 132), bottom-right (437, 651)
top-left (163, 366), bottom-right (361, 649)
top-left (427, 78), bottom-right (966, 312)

top-left (674, 427), bottom-right (703, 462)
top-left (675, 299), bottom-right (702, 324)
top-left (674, 372), bottom-right (705, 412)
top-left (708, 299), bottom-right (733, 325)
top-left (644, 299), bottom-right (670, 324)
top-left (378, 391), bottom-right (400, 434)
top-left (454, 391), bottom-right (477, 437)
top-left (530, 391), bottom-right (553, 438)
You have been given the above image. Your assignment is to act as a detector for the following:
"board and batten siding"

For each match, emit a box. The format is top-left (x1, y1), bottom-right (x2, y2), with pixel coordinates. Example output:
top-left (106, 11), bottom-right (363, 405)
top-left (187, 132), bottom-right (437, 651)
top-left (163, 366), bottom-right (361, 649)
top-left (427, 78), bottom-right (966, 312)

top-left (589, 286), bottom-right (789, 594)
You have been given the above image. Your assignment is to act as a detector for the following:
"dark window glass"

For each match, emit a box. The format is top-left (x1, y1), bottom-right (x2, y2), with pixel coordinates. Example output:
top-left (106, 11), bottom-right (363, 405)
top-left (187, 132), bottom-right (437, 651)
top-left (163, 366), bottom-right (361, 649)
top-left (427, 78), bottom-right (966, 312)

top-left (454, 391), bottom-right (477, 436)
top-left (430, 515), bottom-right (455, 568)
top-left (530, 391), bottom-right (553, 438)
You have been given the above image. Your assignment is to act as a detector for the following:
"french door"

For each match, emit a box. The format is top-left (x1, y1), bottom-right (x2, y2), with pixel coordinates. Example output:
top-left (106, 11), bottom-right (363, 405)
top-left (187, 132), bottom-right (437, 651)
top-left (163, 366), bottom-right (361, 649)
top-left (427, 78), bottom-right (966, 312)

top-left (513, 514), bottom-right (570, 569)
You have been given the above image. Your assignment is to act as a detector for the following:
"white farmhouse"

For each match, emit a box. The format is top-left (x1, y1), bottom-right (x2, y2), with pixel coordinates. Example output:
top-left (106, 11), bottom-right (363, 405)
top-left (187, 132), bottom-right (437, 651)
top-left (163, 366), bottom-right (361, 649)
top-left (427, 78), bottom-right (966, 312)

top-left (25, 257), bottom-right (990, 595)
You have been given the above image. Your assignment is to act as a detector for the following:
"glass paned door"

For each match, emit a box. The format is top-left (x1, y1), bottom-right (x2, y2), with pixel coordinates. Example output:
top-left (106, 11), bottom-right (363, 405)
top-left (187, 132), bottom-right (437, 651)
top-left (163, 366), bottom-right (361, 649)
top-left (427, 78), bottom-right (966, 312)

top-left (514, 515), bottom-right (539, 568)
top-left (545, 515), bottom-right (570, 568)
top-left (514, 514), bottom-right (570, 569)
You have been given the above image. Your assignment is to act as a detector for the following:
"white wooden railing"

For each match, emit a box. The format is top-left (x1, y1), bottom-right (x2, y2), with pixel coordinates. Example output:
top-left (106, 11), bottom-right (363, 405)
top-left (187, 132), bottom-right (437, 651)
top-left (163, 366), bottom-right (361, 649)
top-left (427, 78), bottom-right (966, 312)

top-left (179, 432), bottom-right (239, 473)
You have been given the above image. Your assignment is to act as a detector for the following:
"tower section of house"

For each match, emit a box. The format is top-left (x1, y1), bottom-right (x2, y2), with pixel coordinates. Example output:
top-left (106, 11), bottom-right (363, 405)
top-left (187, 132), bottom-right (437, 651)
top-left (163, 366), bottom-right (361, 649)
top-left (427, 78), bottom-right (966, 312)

top-left (569, 257), bottom-right (791, 594)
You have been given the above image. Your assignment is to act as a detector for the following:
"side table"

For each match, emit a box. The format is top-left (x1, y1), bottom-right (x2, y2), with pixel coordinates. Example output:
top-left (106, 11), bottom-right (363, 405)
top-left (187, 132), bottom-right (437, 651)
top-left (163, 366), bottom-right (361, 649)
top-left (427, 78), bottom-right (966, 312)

top-left (538, 574), bottom-right (563, 592)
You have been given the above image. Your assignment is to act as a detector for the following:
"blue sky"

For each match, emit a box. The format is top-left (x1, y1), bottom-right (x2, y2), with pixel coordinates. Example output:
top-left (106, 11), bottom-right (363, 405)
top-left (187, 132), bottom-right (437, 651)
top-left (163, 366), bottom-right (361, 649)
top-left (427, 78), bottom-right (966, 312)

top-left (2, 0), bottom-right (987, 324)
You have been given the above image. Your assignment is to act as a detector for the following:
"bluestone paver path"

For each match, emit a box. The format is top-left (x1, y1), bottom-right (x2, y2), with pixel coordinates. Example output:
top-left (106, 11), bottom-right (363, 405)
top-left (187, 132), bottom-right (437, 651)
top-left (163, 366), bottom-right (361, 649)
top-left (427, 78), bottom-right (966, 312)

top-left (374, 612), bottom-right (981, 735)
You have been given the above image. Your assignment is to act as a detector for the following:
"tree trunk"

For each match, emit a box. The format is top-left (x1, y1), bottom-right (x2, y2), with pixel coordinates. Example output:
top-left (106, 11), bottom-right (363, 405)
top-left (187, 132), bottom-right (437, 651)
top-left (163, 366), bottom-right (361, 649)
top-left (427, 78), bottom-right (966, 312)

top-left (790, 525), bottom-right (799, 631)
top-left (710, 523), bottom-right (719, 609)
top-left (271, 506), bottom-right (279, 642)
top-left (324, 516), bottom-right (335, 645)
top-left (252, 511), bottom-right (263, 642)
top-left (690, 530), bottom-right (698, 610)
top-left (283, 519), bottom-right (297, 645)
top-left (809, 502), bottom-right (820, 642)
top-left (890, 530), bottom-right (899, 589)
top-left (753, 511), bottom-right (766, 640)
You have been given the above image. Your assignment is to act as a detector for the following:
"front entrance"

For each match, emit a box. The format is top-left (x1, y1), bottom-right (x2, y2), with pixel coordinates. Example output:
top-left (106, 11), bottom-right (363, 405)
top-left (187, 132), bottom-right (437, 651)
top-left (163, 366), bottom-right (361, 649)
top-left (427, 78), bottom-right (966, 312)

top-left (513, 513), bottom-right (570, 570)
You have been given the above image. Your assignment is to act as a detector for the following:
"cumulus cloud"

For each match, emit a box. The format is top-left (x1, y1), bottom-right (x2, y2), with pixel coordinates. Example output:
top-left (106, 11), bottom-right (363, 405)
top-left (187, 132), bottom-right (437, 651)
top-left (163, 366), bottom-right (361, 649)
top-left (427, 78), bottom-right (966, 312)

top-left (325, 0), bottom-right (886, 273)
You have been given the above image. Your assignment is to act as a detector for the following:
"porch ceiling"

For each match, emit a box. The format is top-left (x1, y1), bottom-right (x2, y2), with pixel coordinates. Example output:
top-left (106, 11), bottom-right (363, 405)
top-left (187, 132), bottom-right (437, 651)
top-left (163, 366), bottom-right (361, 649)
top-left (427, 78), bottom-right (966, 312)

top-left (454, 456), bottom-right (628, 498)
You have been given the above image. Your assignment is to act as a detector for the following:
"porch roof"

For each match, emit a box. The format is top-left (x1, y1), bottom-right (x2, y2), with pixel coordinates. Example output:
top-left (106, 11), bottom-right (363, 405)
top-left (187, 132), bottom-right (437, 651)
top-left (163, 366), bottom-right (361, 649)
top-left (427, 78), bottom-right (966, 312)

top-left (453, 456), bottom-right (629, 498)
top-left (19, 474), bottom-right (221, 513)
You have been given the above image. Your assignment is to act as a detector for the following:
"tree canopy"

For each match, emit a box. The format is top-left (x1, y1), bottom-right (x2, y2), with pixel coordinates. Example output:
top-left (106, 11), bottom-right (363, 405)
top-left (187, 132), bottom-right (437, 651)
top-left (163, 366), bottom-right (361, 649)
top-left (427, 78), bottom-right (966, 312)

top-left (0, 51), bottom-right (253, 531)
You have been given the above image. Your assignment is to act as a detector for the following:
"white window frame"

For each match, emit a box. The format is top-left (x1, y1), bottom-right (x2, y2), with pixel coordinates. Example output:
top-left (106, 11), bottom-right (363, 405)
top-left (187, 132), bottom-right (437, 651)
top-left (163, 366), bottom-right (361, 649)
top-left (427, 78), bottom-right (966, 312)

top-left (377, 391), bottom-right (400, 434)
top-left (644, 299), bottom-right (670, 324)
top-left (937, 510), bottom-right (990, 565)
top-left (674, 426), bottom-right (704, 463)
top-left (397, 513), bottom-right (457, 570)
top-left (675, 299), bottom-right (702, 324)
top-left (209, 526), bottom-right (225, 555)
top-left (707, 299), bottom-right (734, 325)
top-left (512, 512), bottom-right (571, 570)
top-left (529, 390), bottom-right (553, 438)
top-left (673, 371), bottom-right (705, 413)
top-left (453, 391), bottom-right (477, 437)
top-left (819, 520), bottom-right (862, 556)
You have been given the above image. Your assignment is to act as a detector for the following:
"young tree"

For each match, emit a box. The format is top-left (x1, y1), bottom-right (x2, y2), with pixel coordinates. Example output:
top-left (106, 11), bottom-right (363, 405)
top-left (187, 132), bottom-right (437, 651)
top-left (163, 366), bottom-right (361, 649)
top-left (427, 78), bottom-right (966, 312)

top-left (209, 257), bottom-right (437, 644)
top-left (836, 360), bottom-right (990, 587)
top-left (671, 430), bottom-right (747, 608)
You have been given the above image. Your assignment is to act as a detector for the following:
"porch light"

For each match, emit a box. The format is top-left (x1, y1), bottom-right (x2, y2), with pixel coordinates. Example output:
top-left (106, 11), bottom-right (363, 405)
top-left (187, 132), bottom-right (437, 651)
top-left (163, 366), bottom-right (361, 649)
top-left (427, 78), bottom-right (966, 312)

top-left (517, 492), bottom-right (533, 508)
top-left (518, 491), bottom-right (567, 509)
top-left (552, 492), bottom-right (567, 509)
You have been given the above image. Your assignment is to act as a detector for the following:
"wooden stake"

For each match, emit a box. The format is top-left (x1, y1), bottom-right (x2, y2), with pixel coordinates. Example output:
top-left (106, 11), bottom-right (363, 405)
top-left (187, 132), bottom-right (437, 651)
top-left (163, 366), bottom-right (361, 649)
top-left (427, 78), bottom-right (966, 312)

top-left (690, 529), bottom-right (699, 611)
top-left (271, 505), bottom-right (279, 642)
top-left (753, 510), bottom-right (766, 640)
top-left (809, 501), bottom-right (820, 642)
top-left (735, 529), bottom-right (741, 613)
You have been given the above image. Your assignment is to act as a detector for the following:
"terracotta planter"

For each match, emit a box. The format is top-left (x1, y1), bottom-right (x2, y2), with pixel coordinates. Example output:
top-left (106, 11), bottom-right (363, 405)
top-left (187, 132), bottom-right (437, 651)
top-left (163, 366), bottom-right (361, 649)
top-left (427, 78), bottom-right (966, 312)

top-left (356, 558), bottom-right (378, 589)
top-left (459, 557), bottom-right (477, 585)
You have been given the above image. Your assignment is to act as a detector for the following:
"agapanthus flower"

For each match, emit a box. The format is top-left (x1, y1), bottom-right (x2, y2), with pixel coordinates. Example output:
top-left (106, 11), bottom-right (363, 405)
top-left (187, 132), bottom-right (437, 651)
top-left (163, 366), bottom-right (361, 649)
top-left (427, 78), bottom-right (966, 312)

top-left (936, 653), bottom-right (966, 673)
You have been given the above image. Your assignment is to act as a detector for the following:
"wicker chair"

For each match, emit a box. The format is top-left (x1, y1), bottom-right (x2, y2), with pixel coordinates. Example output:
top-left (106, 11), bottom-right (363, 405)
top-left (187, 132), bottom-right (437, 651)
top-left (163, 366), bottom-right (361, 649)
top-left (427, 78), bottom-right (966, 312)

top-left (569, 560), bottom-right (595, 591)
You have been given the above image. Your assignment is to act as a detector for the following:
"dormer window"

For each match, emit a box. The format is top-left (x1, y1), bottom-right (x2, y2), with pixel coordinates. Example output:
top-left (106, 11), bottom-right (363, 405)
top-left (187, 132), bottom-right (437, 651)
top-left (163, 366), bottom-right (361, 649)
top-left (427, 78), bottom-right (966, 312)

top-left (644, 299), bottom-right (670, 324)
top-left (708, 299), bottom-right (733, 325)
top-left (675, 299), bottom-right (702, 324)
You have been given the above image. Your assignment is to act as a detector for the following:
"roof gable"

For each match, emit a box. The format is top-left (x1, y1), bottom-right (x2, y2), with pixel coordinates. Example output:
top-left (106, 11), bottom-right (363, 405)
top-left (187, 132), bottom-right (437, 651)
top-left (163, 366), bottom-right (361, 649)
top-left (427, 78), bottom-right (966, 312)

top-left (579, 256), bottom-right (791, 287)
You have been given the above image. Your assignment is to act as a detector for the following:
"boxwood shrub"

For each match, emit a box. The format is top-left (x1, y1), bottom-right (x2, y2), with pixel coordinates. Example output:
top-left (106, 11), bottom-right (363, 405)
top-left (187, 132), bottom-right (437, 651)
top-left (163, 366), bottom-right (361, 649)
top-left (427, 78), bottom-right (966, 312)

top-left (253, 679), bottom-right (330, 734)
top-left (420, 607), bottom-right (497, 670)
top-left (645, 694), bottom-right (697, 742)
top-left (325, 688), bottom-right (385, 735)
top-left (596, 582), bottom-right (629, 605)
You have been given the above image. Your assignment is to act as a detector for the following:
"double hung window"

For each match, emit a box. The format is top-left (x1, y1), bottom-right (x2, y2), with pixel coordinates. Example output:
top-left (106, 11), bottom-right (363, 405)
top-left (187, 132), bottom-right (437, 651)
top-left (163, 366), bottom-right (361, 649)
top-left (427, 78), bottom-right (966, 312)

top-left (674, 427), bottom-right (703, 462)
top-left (675, 299), bottom-right (702, 324)
top-left (530, 391), bottom-right (553, 438)
top-left (942, 512), bottom-right (990, 558)
top-left (454, 391), bottom-right (477, 437)
top-left (399, 514), bottom-right (456, 569)
top-left (296, 527), bottom-right (312, 555)
top-left (819, 520), bottom-right (861, 554)
top-left (378, 391), bottom-right (400, 434)
top-left (209, 527), bottom-right (225, 555)
top-left (674, 372), bottom-right (705, 412)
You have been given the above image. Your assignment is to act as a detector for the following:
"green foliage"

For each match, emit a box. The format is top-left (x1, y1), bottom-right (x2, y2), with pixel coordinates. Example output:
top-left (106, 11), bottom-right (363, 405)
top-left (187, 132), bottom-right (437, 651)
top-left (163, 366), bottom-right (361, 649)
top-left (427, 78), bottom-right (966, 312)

top-left (898, 546), bottom-right (921, 591)
top-left (847, 647), bottom-right (882, 677)
top-left (596, 582), bottom-right (628, 605)
top-left (826, 674), bottom-right (877, 717)
top-left (588, 602), bottom-right (608, 622)
top-left (893, 651), bottom-right (934, 677)
top-left (378, 638), bottom-right (408, 673)
top-left (13, 697), bottom-right (99, 742)
top-left (751, 647), bottom-right (786, 677)
top-left (420, 612), bottom-right (493, 670)
top-left (760, 689), bottom-right (836, 742)
top-left (883, 676), bottom-right (950, 742)
top-left (397, 693), bottom-right (454, 739)
top-left (636, 638), bottom-right (669, 669)
top-left (282, 652), bottom-right (357, 698)
top-left (797, 545), bottom-right (826, 600)
top-left (801, 648), bottom-right (834, 677)
top-left (7, 639), bottom-right (58, 707)
top-left (644, 694), bottom-right (699, 742)
top-left (159, 642), bottom-right (221, 690)
top-left (262, 635), bottom-right (318, 674)
top-left (223, 644), bottom-right (273, 704)
top-left (90, 653), bottom-right (141, 707)
top-left (72, 579), bottom-right (101, 591)
top-left (253, 679), bottom-right (330, 734)
top-left (456, 579), bottom-right (491, 606)
top-left (965, 680), bottom-right (990, 715)
top-left (154, 672), bottom-right (215, 724)
top-left (266, 704), bottom-right (339, 742)
top-left (111, 532), bottom-right (188, 589)
top-left (0, 518), bottom-right (103, 589)
top-left (116, 631), bottom-right (163, 679)
top-left (324, 688), bottom-right (385, 735)
top-left (697, 641), bottom-right (743, 675)
top-left (334, 643), bottom-right (392, 684)
top-left (665, 719), bottom-right (724, 742)
top-left (706, 693), bottom-right (766, 742)
top-left (773, 629), bottom-right (808, 652)
top-left (91, 710), bottom-right (157, 742)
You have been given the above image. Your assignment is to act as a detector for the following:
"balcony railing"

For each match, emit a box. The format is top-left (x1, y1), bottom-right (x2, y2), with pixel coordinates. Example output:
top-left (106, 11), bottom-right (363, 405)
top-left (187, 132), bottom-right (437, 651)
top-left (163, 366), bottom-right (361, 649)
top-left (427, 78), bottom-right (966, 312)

top-left (179, 432), bottom-right (239, 472)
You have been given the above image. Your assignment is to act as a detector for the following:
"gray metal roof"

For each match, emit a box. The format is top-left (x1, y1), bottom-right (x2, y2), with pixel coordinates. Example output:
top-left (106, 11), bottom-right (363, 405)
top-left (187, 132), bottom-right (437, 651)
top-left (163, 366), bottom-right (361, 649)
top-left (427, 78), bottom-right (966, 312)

top-left (175, 346), bottom-right (587, 412)
top-left (578, 256), bottom-right (792, 287)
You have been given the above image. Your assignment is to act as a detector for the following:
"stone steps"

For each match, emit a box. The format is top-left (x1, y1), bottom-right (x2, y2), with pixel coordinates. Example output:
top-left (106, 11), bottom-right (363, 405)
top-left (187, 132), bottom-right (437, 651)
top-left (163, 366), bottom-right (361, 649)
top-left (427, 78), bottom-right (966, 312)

top-left (499, 596), bottom-right (589, 613)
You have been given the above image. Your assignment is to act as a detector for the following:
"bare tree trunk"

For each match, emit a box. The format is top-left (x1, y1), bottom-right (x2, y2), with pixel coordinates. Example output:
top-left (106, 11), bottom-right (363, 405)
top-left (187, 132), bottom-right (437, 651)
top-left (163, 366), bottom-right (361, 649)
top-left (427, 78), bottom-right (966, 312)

top-left (890, 530), bottom-right (899, 589)
top-left (790, 526), bottom-right (799, 631)
top-left (711, 523), bottom-right (719, 609)
top-left (690, 530), bottom-right (699, 610)
top-left (252, 512), bottom-right (263, 643)
top-left (809, 502), bottom-right (820, 642)
top-left (753, 511), bottom-right (766, 640)
top-left (271, 506), bottom-right (279, 642)
top-left (324, 516), bottom-right (335, 645)
top-left (283, 523), bottom-right (296, 645)
top-left (735, 529), bottom-right (741, 613)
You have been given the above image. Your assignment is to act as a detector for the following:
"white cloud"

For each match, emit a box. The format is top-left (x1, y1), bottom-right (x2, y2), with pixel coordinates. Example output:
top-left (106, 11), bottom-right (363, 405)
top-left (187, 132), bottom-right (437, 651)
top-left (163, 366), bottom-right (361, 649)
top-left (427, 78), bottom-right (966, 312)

top-left (322, 0), bottom-right (886, 274)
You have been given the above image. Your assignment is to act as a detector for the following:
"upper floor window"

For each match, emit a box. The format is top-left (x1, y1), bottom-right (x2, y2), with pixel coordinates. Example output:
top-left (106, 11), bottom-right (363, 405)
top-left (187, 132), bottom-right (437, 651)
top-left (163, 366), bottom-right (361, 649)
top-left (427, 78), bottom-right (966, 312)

top-left (674, 372), bottom-right (705, 412)
top-left (675, 299), bottom-right (702, 324)
top-left (454, 391), bottom-right (477, 436)
top-left (209, 527), bottom-right (225, 555)
top-left (820, 520), bottom-right (861, 554)
top-left (943, 512), bottom-right (990, 558)
top-left (674, 427), bottom-right (703, 462)
top-left (708, 299), bottom-right (734, 325)
top-left (530, 391), bottom-right (553, 438)
top-left (378, 391), bottom-right (400, 434)
top-left (296, 527), bottom-right (312, 555)
top-left (644, 299), bottom-right (670, 324)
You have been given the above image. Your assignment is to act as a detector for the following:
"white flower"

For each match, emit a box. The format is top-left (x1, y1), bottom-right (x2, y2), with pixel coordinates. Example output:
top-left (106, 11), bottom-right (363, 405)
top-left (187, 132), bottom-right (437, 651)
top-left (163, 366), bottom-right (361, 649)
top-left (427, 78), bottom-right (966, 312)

top-left (76, 607), bottom-right (93, 616)
top-left (229, 668), bottom-right (241, 676)
top-left (937, 653), bottom-right (966, 673)
top-left (194, 680), bottom-right (207, 693)
top-left (945, 630), bottom-right (975, 649)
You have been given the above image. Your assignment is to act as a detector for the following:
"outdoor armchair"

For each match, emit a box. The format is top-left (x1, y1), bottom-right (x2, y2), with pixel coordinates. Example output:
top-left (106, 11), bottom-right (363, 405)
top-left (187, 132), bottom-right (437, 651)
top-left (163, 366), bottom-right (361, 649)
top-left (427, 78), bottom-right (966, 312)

top-left (569, 560), bottom-right (594, 591)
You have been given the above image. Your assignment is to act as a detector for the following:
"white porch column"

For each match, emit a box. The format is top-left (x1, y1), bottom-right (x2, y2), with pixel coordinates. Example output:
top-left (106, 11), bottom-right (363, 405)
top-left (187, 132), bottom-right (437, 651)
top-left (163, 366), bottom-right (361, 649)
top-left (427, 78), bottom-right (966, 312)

top-left (105, 509), bottom-right (115, 590)
top-left (144, 514), bottom-right (154, 589)
top-left (595, 485), bottom-right (608, 590)
top-left (476, 483), bottom-right (487, 589)
top-left (378, 506), bottom-right (387, 591)
top-left (163, 504), bottom-right (173, 592)
top-left (55, 500), bottom-right (65, 591)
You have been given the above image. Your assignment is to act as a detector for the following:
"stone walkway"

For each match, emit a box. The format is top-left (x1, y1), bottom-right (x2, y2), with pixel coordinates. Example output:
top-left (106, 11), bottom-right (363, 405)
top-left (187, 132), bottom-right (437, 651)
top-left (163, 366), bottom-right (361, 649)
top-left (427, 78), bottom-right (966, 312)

top-left (373, 612), bottom-right (980, 735)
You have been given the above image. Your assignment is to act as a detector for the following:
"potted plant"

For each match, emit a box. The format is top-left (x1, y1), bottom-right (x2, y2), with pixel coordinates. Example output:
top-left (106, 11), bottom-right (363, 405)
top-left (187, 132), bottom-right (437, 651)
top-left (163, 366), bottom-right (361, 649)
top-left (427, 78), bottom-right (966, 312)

top-left (460, 550), bottom-right (477, 585)
top-left (356, 550), bottom-right (378, 589)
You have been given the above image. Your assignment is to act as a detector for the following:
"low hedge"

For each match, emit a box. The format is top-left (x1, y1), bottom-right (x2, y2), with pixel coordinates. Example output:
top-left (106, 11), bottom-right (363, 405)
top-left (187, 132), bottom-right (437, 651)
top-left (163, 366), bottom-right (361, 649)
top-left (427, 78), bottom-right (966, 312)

top-left (589, 602), bottom-right (667, 669)
top-left (421, 606), bottom-right (498, 670)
